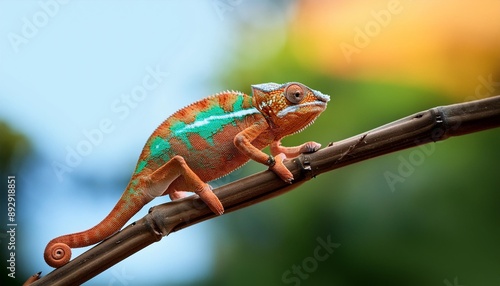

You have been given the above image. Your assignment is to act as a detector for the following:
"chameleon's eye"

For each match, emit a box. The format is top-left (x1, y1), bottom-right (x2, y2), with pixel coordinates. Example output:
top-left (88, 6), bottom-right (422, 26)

top-left (285, 83), bottom-right (305, 104)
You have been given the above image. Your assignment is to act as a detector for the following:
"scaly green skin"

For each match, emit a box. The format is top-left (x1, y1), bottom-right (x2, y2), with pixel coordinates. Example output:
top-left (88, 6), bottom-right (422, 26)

top-left (44, 82), bottom-right (330, 268)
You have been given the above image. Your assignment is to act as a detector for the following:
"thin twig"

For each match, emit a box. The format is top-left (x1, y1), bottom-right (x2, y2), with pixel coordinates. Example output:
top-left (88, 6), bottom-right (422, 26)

top-left (30, 95), bottom-right (500, 285)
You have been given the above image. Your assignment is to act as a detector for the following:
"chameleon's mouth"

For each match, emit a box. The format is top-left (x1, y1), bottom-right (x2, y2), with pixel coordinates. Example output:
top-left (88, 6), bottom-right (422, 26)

top-left (277, 100), bottom-right (328, 118)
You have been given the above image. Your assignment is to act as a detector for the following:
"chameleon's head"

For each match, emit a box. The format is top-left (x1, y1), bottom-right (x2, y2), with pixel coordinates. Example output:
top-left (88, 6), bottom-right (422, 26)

top-left (251, 82), bottom-right (330, 137)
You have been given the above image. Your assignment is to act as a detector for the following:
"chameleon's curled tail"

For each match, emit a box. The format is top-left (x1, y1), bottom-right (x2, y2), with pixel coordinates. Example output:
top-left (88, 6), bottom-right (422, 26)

top-left (44, 188), bottom-right (152, 268)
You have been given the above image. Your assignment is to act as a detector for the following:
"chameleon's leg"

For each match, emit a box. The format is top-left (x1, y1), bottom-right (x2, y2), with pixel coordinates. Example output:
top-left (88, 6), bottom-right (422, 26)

top-left (234, 122), bottom-right (294, 183)
top-left (148, 155), bottom-right (224, 215)
top-left (44, 156), bottom-right (223, 268)
top-left (270, 140), bottom-right (322, 158)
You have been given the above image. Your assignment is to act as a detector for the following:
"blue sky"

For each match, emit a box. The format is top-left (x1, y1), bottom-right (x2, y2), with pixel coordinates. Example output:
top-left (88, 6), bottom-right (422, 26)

top-left (0, 1), bottom-right (251, 284)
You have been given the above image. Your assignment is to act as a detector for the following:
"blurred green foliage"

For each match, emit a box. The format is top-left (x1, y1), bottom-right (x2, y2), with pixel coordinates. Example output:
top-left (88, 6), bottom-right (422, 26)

top-left (0, 122), bottom-right (30, 175)
top-left (198, 33), bottom-right (500, 286)
top-left (0, 121), bottom-right (31, 286)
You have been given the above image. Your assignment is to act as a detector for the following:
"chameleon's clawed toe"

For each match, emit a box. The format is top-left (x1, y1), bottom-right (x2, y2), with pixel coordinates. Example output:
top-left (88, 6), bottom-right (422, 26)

top-left (270, 153), bottom-right (294, 183)
top-left (302, 141), bottom-right (322, 153)
top-left (196, 185), bottom-right (224, 215)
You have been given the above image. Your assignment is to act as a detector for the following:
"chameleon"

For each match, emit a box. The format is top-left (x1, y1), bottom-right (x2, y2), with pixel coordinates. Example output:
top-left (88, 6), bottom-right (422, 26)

top-left (44, 82), bottom-right (330, 268)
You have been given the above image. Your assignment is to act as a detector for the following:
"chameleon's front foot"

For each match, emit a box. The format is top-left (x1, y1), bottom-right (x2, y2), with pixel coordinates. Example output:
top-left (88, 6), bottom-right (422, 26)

top-left (44, 241), bottom-right (72, 268)
top-left (268, 141), bottom-right (322, 183)
top-left (300, 141), bottom-right (322, 153)
top-left (270, 140), bottom-right (321, 158)
top-left (269, 153), bottom-right (294, 183)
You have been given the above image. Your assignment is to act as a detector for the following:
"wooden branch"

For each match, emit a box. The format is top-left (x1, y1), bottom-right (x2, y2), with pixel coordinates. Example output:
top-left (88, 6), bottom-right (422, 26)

top-left (30, 95), bottom-right (500, 285)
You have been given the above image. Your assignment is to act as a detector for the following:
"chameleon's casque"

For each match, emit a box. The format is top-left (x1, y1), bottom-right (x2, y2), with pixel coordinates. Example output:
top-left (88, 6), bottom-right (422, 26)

top-left (44, 82), bottom-right (330, 268)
